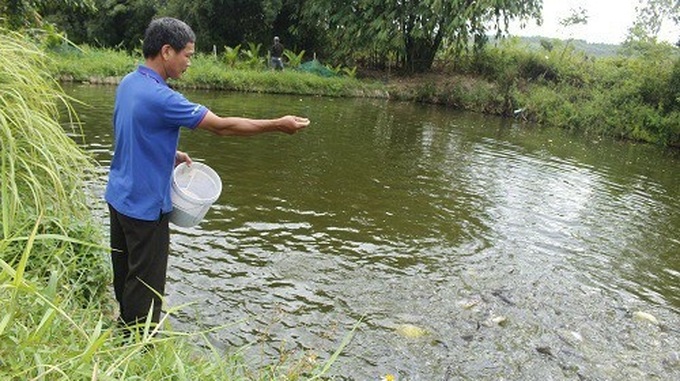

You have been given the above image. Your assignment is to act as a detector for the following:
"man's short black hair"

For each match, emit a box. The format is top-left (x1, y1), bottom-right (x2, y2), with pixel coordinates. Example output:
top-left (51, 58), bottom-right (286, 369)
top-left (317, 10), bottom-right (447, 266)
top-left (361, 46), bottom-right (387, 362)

top-left (142, 17), bottom-right (196, 59)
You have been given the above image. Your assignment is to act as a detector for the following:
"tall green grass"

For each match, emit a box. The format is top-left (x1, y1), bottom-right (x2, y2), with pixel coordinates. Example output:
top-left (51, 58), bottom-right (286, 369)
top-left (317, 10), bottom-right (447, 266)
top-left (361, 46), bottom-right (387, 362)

top-left (0, 28), bottom-right (106, 298)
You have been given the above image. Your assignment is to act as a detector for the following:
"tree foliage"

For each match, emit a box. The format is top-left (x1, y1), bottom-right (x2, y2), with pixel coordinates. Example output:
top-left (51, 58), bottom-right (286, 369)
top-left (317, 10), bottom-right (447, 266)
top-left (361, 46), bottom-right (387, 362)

top-left (162, 0), bottom-right (279, 52)
top-left (18, 0), bottom-right (542, 73)
top-left (300, 0), bottom-right (542, 72)
top-left (46, 0), bottom-right (158, 49)
top-left (0, 0), bottom-right (94, 29)
top-left (88, 0), bottom-right (158, 50)
top-left (631, 0), bottom-right (680, 42)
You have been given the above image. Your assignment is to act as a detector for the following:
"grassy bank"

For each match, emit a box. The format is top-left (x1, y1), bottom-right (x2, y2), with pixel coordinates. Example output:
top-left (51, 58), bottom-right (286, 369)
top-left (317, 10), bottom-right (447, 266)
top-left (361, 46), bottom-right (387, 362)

top-left (384, 38), bottom-right (680, 147)
top-left (1, 31), bottom-right (343, 380)
top-left (47, 40), bottom-right (680, 147)
top-left (48, 45), bottom-right (388, 99)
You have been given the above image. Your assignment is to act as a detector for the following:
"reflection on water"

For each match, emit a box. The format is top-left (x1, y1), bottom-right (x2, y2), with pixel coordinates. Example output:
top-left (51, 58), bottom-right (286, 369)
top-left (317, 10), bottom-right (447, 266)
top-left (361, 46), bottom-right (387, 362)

top-left (65, 83), bottom-right (680, 380)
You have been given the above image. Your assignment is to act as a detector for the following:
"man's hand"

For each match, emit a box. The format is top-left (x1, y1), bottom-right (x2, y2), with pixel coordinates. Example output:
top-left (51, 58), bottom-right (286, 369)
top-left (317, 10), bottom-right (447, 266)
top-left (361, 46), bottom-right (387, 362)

top-left (175, 150), bottom-right (193, 167)
top-left (277, 115), bottom-right (310, 134)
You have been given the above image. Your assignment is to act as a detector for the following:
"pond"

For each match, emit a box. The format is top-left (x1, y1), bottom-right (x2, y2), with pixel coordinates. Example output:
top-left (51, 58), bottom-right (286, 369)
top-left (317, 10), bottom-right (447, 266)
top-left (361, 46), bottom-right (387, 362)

top-left (64, 83), bottom-right (680, 380)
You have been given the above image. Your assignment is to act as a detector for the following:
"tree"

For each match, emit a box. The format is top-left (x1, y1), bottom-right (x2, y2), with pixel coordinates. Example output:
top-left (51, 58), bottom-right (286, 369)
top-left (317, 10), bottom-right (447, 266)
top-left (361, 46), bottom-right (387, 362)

top-left (0, 0), bottom-right (94, 30)
top-left (558, 7), bottom-right (588, 58)
top-left (88, 0), bottom-right (158, 50)
top-left (300, 0), bottom-right (542, 73)
top-left (272, 0), bottom-right (327, 59)
top-left (40, 0), bottom-right (159, 49)
top-left (631, 0), bottom-right (680, 41)
top-left (162, 0), bottom-right (279, 52)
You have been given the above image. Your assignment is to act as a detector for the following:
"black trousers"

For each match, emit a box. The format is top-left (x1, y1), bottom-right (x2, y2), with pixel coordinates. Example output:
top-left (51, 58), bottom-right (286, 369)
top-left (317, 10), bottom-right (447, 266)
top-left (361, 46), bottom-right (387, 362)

top-left (109, 204), bottom-right (170, 327)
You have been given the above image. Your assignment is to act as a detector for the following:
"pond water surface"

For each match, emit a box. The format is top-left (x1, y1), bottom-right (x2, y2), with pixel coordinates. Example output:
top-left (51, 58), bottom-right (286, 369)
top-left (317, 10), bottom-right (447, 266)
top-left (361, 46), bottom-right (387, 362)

top-left (65, 83), bottom-right (680, 380)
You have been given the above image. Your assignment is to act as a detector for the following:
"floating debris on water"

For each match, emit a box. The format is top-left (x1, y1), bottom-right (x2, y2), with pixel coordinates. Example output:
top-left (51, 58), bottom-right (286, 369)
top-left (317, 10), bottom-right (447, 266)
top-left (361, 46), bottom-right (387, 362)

top-left (536, 346), bottom-right (554, 357)
top-left (491, 289), bottom-right (516, 306)
top-left (395, 324), bottom-right (429, 338)
top-left (570, 331), bottom-right (583, 343)
top-left (632, 311), bottom-right (659, 325)
top-left (481, 314), bottom-right (509, 327)
top-left (458, 298), bottom-right (481, 310)
top-left (491, 315), bottom-right (508, 326)
top-left (557, 330), bottom-right (585, 347)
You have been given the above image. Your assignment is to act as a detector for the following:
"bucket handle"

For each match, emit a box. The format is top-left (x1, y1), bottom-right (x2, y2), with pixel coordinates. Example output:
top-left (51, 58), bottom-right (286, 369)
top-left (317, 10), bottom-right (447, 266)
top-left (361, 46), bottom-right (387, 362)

top-left (182, 168), bottom-right (198, 191)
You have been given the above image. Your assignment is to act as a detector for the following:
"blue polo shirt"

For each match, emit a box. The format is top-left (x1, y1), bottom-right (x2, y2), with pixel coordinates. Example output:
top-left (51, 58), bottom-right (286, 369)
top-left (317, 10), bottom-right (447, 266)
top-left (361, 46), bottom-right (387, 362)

top-left (105, 65), bottom-right (208, 221)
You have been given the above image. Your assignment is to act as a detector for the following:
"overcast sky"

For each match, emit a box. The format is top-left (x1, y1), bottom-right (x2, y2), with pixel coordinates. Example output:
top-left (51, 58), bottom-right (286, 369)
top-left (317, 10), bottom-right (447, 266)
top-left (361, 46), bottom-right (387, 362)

top-left (509, 0), bottom-right (677, 44)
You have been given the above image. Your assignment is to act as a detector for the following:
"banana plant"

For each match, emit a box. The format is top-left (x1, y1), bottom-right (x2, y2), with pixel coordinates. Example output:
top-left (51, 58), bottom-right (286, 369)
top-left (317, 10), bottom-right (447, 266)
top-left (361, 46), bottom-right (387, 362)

top-left (325, 63), bottom-right (343, 75)
top-left (283, 49), bottom-right (306, 68)
top-left (341, 66), bottom-right (357, 78)
top-left (222, 44), bottom-right (241, 68)
top-left (242, 42), bottom-right (264, 69)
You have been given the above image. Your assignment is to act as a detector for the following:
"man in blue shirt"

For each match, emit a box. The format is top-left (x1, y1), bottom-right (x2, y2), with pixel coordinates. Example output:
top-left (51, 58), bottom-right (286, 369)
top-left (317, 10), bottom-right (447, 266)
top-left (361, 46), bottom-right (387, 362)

top-left (105, 17), bottom-right (309, 335)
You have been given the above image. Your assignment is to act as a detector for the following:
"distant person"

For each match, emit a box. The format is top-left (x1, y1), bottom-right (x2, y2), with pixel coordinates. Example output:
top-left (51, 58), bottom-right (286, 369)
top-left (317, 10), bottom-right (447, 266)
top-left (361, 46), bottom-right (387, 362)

top-left (105, 17), bottom-right (309, 336)
top-left (270, 36), bottom-right (284, 71)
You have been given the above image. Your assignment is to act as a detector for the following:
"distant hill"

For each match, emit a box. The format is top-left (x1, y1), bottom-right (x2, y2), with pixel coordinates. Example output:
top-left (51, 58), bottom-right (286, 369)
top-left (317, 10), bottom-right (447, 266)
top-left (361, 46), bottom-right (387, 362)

top-left (515, 36), bottom-right (621, 57)
top-left (489, 35), bottom-right (622, 57)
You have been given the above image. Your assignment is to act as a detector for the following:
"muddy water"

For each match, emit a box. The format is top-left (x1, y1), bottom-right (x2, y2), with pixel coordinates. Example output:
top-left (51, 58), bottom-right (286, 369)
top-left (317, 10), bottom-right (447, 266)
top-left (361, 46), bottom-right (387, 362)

top-left (65, 83), bottom-right (680, 380)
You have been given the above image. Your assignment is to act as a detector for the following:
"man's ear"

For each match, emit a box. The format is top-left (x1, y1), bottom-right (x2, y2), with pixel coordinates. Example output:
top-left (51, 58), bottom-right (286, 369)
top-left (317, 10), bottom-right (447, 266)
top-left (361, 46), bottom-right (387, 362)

top-left (161, 45), bottom-right (172, 60)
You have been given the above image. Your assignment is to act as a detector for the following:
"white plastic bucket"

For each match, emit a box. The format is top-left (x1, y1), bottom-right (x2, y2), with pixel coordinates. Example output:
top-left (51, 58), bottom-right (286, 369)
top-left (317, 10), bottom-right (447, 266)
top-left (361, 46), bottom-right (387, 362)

top-left (170, 162), bottom-right (222, 227)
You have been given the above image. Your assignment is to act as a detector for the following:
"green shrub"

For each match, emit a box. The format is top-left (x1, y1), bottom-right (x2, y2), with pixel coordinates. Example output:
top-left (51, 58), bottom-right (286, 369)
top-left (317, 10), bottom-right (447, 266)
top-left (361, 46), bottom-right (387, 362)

top-left (663, 58), bottom-right (680, 112)
top-left (517, 54), bottom-right (559, 82)
top-left (48, 45), bottom-right (138, 80)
